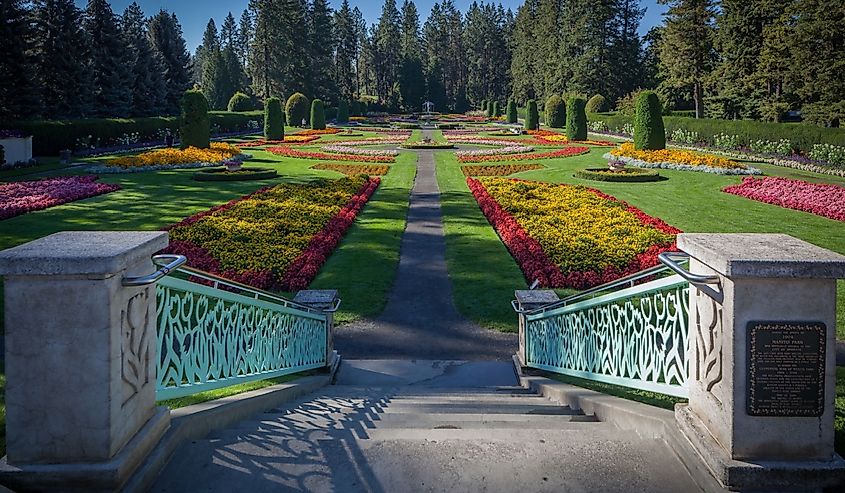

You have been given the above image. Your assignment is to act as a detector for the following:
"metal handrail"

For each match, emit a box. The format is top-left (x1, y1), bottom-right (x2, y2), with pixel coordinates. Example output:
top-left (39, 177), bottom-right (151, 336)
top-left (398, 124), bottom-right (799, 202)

top-left (658, 252), bottom-right (720, 286)
top-left (123, 254), bottom-right (187, 287)
top-left (174, 264), bottom-right (329, 315)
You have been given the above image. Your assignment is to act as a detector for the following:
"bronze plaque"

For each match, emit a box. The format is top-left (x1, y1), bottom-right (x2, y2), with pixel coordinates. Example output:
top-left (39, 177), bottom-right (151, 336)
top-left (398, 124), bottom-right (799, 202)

top-left (747, 322), bottom-right (826, 417)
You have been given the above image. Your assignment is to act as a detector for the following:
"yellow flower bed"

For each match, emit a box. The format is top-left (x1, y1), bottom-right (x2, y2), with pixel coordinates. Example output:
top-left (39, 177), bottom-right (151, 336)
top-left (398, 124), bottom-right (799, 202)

top-left (107, 142), bottom-right (242, 168)
top-left (609, 142), bottom-right (746, 170)
top-left (480, 177), bottom-right (675, 272)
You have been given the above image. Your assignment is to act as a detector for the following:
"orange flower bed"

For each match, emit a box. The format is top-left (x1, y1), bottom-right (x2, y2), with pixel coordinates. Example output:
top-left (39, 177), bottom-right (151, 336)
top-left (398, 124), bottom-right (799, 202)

top-left (296, 128), bottom-right (341, 136)
top-left (457, 146), bottom-right (590, 163)
top-left (461, 164), bottom-right (544, 176)
top-left (312, 163), bottom-right (391, 176)
top-left (267, 146), bottom-right (395, 163)
top-left (237, 135), bottom-right (319, 147)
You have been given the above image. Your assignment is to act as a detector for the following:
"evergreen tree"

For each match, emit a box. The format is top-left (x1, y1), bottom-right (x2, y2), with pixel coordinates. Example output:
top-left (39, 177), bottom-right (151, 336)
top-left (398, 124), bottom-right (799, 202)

top-left (221, 12), bottom-right (238, 48)
top-left (465, 2), bottom-right (512, 107)
top-left (0, 0), bottom-right (40, 120)
top-left (609, 0), bottom-right (646, 102)
top-left (374, 0), bottom-right (402, 104)
top-left (308, 0), bottom-right (336, 102)
top-left (196, 19), bottom-right (220, 85)
top-left (148, 10), bottom-right (192, 115)
top-left (33, 0), bottom-right (94, 118)
top-left (658, 0), bottom-right (716, 118)
top-left (509, 0), bottom-right (538, 103)
top-left (398, 0), bottom-right (425, 112)
top-left (333, 0), bottom-right (358, 100)
top-left (237, 9), bottom-right (253, 67)
top-left (122, 2), bottom-right (166, 116)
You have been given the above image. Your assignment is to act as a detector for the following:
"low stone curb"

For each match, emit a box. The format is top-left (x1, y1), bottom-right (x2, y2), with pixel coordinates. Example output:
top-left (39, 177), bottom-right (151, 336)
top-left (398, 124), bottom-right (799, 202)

top-left (510, 355), bottom-right (723, 493)
top-left (123, 351), bottom-right (341, 493)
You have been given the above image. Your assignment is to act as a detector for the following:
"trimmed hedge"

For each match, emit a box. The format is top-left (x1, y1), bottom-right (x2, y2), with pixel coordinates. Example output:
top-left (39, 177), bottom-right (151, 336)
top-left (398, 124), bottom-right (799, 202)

top-left (180, 90), bottom-right (210, 149)
top-left (586, 94), bottom-right (609, 114)
top-left (566, 97), bottom-right (587, 141)
top-left (337, 100), bottom-right (349, 123)
top-left (486, 101), bottom-right (494, 117)
top-left (310, 99), bottom-right (326, 130)
top-left (574, 167), bottom-right (661, 183)
top-left (589, 113), bottom-right (845, 155)
top-left (506, 99), bottom-right (517, 124)
top-left (228, 92), bottom-right (252, 112)
top-left (545, 96), bottom-right (565, 128)
top-left (264, 97), bottom-right (285, 140)
top-left (525, 100), bottom-right (539, 130)
top-left (633, 91), bottom-right (666, 150)
top-left (493, 101), bottom-right (501, 117)
top-left (8, 111), bottom-right (262, 156)
top-left (286, 92), bottom-right (309, 126)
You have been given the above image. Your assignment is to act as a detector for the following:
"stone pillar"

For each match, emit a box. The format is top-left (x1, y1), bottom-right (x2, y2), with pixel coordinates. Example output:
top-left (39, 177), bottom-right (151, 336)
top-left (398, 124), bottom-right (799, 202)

top-left (675, 233), bottom-right (845, 491)
top-left (0, 232), bottom-right (171, 491)
top-left (514, 290), bottom-right (560, 367)
top-left (294, 289), bottom-right (340, 367)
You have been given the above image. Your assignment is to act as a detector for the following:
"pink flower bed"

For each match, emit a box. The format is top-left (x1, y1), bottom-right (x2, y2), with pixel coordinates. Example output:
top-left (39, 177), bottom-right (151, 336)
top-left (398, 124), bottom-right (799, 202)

top-left (723, 176), bottom-right (845, 222)
top-left (0, 175), bottom-right (120, 220)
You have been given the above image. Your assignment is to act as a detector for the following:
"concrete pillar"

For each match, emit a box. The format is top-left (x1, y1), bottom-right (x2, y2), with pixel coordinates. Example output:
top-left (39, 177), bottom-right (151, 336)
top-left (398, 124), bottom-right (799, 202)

top-left (514, 290), bottom-right (560, 367)
top-left (294, 289), bottom-right (340, 367)
top-left (0, 232), bottom-right (171, 492)
top-left (675, 233), bottom-right (845, 491)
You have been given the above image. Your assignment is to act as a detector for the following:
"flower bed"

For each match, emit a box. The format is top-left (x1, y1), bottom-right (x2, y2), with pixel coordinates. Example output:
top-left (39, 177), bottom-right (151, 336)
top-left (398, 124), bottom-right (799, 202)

top-left (467, 177), bottom-right (680, 288)
top-left (606, 143), bottom-right (760, 175)
top-left (93, 143), bottom-right (245, 173)
top-left (574, 167), bottom-right (661, 183)
top-left (267, 146), bottom-right (395, 163)
top-left (723, 176), bottom-right (845, 222)
top-left (237, 135), bottom-right (319, 147)
top-left (162, 175), bottom-right (380, 291)
top-left (312, 163), bottom-right (391, 176)
top-left (535, 134), bottom-right (616, 146)
top-left (456, 145), bottom-right (534, 158)
top-left (296, 128), bottom-right (341, 135)
top-left (0, 175), bottom-right (120, 220)
top-left (192, 167), bottom-right (278, 181)
top-left (400, 142), bottom-right (456, 149)
top-left (461, 164), bottom-right (544, 176)
top-left (458, 146), bottom-right (589, 163)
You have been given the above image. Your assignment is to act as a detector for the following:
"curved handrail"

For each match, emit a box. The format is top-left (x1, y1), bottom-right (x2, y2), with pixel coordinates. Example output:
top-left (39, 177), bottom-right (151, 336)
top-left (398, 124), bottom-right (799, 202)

top-left (122, 254), bottom-right (187, 287)
top-left (658, 252), bottom-right (720, 286)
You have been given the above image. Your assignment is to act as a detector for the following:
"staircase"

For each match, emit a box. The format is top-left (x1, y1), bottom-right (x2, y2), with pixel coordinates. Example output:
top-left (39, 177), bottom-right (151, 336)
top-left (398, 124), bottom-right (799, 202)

top-left (151, 361), bottom-right (702, 493)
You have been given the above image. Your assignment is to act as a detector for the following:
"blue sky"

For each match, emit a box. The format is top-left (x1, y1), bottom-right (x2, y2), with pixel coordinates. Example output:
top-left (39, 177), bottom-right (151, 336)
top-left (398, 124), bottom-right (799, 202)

top-left (76, 1), bottom-right (667, 52)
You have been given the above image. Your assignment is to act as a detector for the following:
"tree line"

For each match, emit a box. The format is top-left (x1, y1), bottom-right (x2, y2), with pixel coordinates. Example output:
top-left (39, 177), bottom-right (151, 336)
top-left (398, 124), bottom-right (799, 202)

top-left (1, 0), bottom-right (842, 126)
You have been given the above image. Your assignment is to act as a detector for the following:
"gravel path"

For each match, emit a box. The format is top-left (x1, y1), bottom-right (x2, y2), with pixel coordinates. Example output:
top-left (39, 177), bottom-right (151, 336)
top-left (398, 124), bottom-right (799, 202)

top-left (335, 134), bottom-right (516, 360)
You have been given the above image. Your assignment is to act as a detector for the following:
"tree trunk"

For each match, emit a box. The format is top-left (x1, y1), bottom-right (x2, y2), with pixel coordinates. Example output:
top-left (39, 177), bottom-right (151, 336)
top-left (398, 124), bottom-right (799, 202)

top-left (694, 81), bottom-right (704, 119)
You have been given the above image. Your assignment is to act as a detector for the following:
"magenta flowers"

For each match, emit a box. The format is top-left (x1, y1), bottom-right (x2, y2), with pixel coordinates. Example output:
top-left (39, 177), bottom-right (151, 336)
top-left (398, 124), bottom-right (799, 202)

top-left (0, 175), bottom-right (120, 220)
top-left (723, 176), bottom-right (845, 222)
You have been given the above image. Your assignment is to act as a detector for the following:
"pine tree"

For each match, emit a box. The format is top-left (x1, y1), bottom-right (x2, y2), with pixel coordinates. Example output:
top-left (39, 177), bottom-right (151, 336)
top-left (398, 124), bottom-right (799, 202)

top-left (0, 0), bottom-right (40, 120)
top-left (509, 0), bottom-right (538, 103)
top-left (33, 0), bottom-right (94, 118)
top-left (237, 9), bottom-right (253, 68)
top-left (148, 10), bottom-right (192, 115)
top-left (333, 0), bottom-right (358, 101)
top-left (609, 0), bottom-right (645, 102)
top-left (196, 19), bottom-right (220, 86)
top-left (122, 2), bottom-right (166, 116)
top-left (221, 12), bottom-right (238, 48)
top-left (308, 0), bottom-right (336, 102)
top-left (398, 0), bottom-right (425, 112)
top-left (658, 0), bottom-right (716, 118)
top-left (374, 0), bottom-right (402, 104)
top-left (85, 0), bottom-right (133, 117)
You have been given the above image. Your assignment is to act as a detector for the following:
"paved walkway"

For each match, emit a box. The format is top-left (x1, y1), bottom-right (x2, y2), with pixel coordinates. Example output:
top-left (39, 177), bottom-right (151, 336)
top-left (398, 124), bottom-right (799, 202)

top-left (335, 137), bottom-right (516, 360)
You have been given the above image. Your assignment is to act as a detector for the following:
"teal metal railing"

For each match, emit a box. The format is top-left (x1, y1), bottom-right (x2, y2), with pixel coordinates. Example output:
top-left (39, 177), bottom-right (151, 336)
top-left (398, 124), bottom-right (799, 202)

top-left (514, 252), bottom-right (724, 398)
top-left (154, 270), bottom-right (329, 400)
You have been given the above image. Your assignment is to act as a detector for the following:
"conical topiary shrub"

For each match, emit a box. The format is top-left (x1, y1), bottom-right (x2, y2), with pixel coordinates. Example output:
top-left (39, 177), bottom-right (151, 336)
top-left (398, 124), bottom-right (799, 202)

top-left (506, 99), bottom-right (517, 124)
top-left (545, 95), bottom-right (565, 128)
top-left (493, 101), bottom-right (501, 117)
top-left (180, 89), bottom-right (210, 149)
top-left (310, 98), bottom-right (326, 130)
top-left (336, 100), bottom-right (349, 124)
top-left (286, 92), bottom-right (309, 126)
top-left (264, 97), bottom-right (284, 140)
top-left (633, 91), bottom-right (666, 150)
top-left (566, 97), bottom-right (587, 141)
top-left (525, 100), bottom-right (539, 130)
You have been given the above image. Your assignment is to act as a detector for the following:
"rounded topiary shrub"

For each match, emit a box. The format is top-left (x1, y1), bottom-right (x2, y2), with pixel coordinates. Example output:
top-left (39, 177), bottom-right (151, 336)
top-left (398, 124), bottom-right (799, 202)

top-left (634, 91), bottom-right (666, 150)
top-left (566, 97), bottom-right (587, 141)
top-left (264, 97), bottom-right (285, 140)
top-left (480, 99), bottom-right (488, 113)
top-left (336, 100), bottom-right (349, 124)
top-left (525, 100), bottom-right (539, 130)
top-left (506, 99), bottom-right (518, 124)
top-left (180, 89), bottom-right (210, 149)
top-left (310, 99), bottom-right (326, 130)
top-left (586, 94), bottom-right (609, 114)
top-left (493, 101), bottom-right (501, 117)
top-left (545, 95), bottom-right (565, 128)
top-left (286, 92), bottom-right (309, 127)
top-left (228, 92), bottom-right (252, 112)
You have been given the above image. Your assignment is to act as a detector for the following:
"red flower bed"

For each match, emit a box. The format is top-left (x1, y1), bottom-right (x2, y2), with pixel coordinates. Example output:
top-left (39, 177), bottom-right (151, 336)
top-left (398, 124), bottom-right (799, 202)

top-left (723, 176), bottom-right (845, 222)
top-left (237, 136), bottom-right (319, 147)
top-left (267, 146), bottom-right (395, 163)
top-left (467, 177), bottom-right (680, 289)
top-left (458, 146), bottom-right (589, 163)
top-left (0, 175), bottom-right (120, 220)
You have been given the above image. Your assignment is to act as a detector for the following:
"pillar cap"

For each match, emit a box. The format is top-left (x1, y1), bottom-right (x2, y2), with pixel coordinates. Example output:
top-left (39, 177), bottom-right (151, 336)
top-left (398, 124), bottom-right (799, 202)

top-left (0, 231), bottom-right (168, 276)
top-left (678, 233), bottom-right (845, 279)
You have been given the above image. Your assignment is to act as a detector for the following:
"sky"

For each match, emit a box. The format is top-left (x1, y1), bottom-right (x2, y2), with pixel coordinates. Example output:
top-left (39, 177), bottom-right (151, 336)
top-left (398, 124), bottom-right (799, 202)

top-left (75, 0), bottom-right (668, 52)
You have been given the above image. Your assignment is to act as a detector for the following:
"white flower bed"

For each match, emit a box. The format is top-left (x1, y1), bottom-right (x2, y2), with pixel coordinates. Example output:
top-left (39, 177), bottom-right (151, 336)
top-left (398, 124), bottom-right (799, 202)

top-left (87, 153), bottom-right (251, 174)
top-left (602, 152), bottom-right (762, 176)
top-left (321, 139), bottom-right (402, 157)
top-left (456, 145), bottom-right (534, 158)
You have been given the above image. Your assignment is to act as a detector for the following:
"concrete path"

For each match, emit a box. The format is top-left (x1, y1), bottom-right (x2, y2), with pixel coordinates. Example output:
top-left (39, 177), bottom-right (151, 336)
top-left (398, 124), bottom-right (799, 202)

top-left (152, 360), bottom-right (702, 493)
top-left (335, 140), bottom-right (516, 360)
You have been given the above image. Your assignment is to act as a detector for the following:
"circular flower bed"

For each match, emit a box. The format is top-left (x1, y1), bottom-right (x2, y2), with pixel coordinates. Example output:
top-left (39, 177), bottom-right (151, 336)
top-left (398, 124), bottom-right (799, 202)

top-left (574, 167), bottom-right (661, 182)
top-left (400, 142), bottom-right (455, 149)
top-left (192, 167), bottom-right (278, 181)
top-left (605, 143), bottom-right (761, 175)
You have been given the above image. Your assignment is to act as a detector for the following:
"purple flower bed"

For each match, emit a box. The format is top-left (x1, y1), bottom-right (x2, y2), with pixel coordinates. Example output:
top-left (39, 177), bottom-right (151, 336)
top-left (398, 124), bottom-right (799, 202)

top-left (0, 175), bottom-right (121, 220)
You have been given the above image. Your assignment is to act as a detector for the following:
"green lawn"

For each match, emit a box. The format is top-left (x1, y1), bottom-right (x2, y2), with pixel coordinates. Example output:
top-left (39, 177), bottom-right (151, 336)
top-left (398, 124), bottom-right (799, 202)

top-left (156, 371), bottom-right (315, 410)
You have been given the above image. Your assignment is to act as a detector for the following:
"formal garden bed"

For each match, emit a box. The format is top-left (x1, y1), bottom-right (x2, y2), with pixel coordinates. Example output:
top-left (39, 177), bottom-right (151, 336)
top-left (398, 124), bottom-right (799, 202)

top-left (237, 135), bottom-right (319, 147)
top-left (88, 142), bottom-right (246, 173)
top-left (461, 164), bottom-right (544, 176)
top-left (192, 167), bottom-right (278, 181)
top-left (574, 167), bottom-right (661, 182)
top-left (311, 163), bottom-right (391, 176)
top-left (0, 175), bottom-right (120, 220)
top-left (458, 146), bottom-right (589, 163)
top-left (267, 146), bottom-right (396, 163)
top-left (605, 143), bottom-right (760, 175)
top-left (400, 142), bottom-right (455, 149)
top-left (723, 176), bottom-right (845, 222)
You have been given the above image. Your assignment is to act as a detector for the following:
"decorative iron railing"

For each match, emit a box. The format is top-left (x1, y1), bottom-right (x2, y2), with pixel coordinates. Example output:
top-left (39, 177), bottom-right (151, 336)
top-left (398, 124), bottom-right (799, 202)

top-left (522, 274), bottom-right (691, 398)
top-left (155, 275), bottom-right (329, 400)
